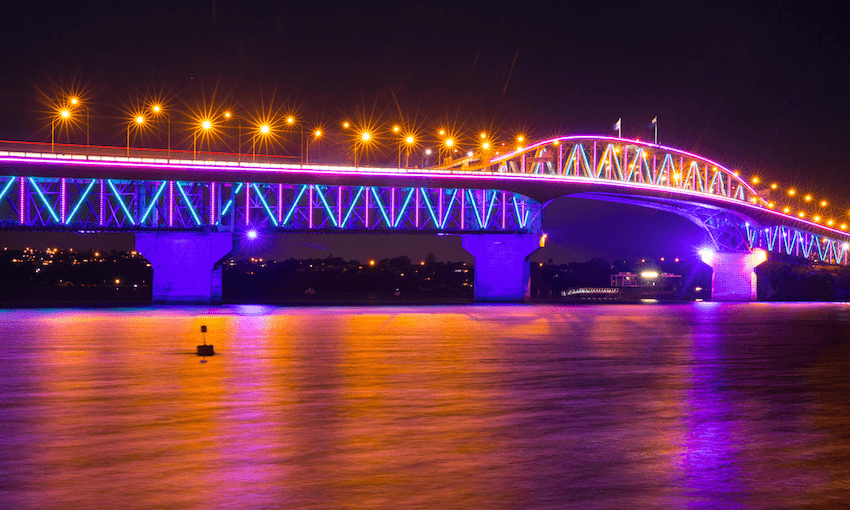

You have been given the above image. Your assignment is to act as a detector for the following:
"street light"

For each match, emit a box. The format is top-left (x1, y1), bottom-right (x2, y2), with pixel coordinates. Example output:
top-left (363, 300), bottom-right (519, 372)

top-left (444, 138), bottom-right (454, 164)
top-left (128, 115), bottom-right (145, 156)
top-left (355, 131), bottom-right (371, 166)
top-left (286, 116), bottom-right (304, 162)
top-left (150, 104), bottom-right (170, 158)
top-left (306, 129), bottom-right (321, 164)
top-left (404, 135), bottom-right (414, 168)
top-left (422, 148), bottom-right (432, 168)
top-left (51, 108), bottom-right (72, 152)
top-left (221, 111), bottom-right (242, 158)
top-left (193, 119), bottom-right (213, 158)
top-left (253, 124), bottom-right (271, 162)
top-left (69, 96), bottom-right (89, 146)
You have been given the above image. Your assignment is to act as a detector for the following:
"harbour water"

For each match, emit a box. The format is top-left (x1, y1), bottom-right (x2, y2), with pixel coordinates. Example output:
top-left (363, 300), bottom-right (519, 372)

top-left (1, 303), bottom-right (848, 509)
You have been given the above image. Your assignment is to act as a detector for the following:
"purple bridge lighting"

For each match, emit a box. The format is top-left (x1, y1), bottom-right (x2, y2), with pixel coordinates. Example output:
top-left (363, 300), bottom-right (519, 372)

top-left (1, 136), bottom-right (847, 303)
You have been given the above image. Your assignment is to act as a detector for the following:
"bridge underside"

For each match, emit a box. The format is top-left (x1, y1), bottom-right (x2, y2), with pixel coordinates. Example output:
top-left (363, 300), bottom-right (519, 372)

top-left (568, 193), bottom-right (849, 301)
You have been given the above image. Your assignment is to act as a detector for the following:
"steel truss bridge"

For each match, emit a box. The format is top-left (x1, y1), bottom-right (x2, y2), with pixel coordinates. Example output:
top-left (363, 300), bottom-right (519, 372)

top-left (0, 136), bottom-right (847, 266)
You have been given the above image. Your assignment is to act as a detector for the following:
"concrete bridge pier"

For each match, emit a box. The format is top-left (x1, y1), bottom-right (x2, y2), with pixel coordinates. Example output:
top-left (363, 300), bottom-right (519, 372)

top-left (135, 232), bottom-right (234, 304)
top-left (700, 249), bottom-right (767, 301)
top-left (461, 234), bottom-right (542, 302)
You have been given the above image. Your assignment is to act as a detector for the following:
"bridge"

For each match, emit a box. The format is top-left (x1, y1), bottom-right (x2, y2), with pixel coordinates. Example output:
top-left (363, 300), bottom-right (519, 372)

top-left (1, 136), bottom-right (847, 303)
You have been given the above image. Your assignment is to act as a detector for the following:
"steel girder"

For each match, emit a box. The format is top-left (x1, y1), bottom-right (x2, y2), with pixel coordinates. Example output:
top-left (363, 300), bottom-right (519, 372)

top-left (574, 192), bottom-right (849, 265)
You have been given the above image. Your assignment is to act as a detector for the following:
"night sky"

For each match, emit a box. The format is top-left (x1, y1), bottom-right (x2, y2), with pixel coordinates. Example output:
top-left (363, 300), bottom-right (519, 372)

top-left (1, 1), bottom-right (847, 263)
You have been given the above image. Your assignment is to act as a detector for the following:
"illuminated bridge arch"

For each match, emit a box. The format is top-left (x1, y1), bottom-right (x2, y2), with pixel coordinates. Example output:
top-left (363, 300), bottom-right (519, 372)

top-left (441, 136), bottom-right (850, 265)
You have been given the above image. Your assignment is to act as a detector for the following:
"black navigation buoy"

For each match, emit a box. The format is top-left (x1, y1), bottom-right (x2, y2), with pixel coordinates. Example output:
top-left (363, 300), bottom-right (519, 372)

top-left (197, 325), bottom-right (214, 356)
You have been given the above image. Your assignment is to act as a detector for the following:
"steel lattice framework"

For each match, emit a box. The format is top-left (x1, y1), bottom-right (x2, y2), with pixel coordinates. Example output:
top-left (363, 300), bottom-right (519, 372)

top-left (1, 137), bottom-right (848, 266)
top-left (579, 192), bottom-right (850, 265)
top-left (448, 136), bottom-right (765, 206)
top-left (0, 175), bottom-right (541, 234)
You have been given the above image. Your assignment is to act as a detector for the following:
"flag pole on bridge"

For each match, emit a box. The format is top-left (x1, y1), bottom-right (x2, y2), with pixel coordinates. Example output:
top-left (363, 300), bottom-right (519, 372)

top-left (651, 116), bottom-right (657, 144)
top-left (613, 118), bottom-right (622, 138)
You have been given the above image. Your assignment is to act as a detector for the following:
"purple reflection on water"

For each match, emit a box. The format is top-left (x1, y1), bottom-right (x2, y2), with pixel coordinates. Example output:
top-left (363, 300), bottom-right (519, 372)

top-left (0, 304), bottom-right (847, 508)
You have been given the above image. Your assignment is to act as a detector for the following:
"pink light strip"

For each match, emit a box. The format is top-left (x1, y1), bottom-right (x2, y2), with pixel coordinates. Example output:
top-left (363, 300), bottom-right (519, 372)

top-left (338, 187), bottom-right (343, 227)
top-left (99, 179), bottom-right (104, 226)
top-left (19, 177), bottom-right (25, 225)
top-left (60, 178), bottom-right (66, 223)
top-left (245, 182), bottom-right (250, 226)
top-left (210, 182), bottom-right (216, 224)
top-left (168, 181), bottom-right (173, 227)
top-left (278, 183), bottom-right (284, 224)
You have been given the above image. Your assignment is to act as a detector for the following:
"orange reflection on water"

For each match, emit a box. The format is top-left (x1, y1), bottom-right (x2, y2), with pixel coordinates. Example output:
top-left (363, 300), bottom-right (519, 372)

top-left (1, 304), bottom-right (846, 508)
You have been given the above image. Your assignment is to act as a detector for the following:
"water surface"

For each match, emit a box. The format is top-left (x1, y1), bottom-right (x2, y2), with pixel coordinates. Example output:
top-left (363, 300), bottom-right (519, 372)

top-left (1, 303), bottom-right (848, 508)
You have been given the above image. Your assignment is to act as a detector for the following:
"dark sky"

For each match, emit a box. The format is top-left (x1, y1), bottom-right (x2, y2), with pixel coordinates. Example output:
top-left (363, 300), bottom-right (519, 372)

top-left (0, 1), bottom-right (846, 263)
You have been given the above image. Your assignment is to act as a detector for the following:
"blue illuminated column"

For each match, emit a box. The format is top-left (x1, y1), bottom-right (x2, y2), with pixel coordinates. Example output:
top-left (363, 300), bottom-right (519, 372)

top-left (135, 232), bottom-right (234, 304)
top-left (461, 234), bottom-right (542, 302)
top-left (700, 249), bottom-right (767, 301)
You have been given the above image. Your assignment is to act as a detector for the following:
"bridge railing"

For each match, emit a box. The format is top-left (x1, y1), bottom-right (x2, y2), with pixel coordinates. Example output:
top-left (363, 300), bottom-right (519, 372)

top-left (0, 140), bottom-right (300, 166)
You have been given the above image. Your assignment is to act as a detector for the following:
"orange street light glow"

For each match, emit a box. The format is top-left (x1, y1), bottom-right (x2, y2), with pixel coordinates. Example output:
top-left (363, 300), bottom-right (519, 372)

top-left (201, 120), bottom-right (211, 129)
top-left (445, 139), bottom-right (453, 147)
top-left (438, 129), bottom-right (445, 136)
top-left (771, 183), bottom-right (777, 189)
top-left (152, 105), bottom-right (161, 113)
top-left (343, 122), bottom-right (350, 128)
top-left (287, 116), bottom-right (294, 124)
top-left (805, 195), bottom-right (812, 202)
top-left (60, 109), bottom-right (70, 119)
top-left (405, 136), bottom-right (414, 144)
top-left (135, 116), bottom-right (145, 124)
top-left (224, 111), bottom-right (231, 119)
top-left (751, 177), bottom-right (759, 184)
top-left (821, 200), bottom-right (827, 206)
top-left (315, 130), bottom-right (322, 137)
top-left (393, 125), bottom-right (400, 132)
top-left (361, 132), bottom-right (371, 141)
top-left (482, 142), bottom-right (490, 150)
top-left (259, 124), bottom-right (270, 134)
top-left (788, 189), bottom-right (795, 196)
top-left (783, 207), bottom-right (790, 213)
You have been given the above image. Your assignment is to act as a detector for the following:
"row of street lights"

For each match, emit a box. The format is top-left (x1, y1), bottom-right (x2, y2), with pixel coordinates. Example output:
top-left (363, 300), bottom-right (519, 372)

top-left (49, 97), bottom-right (530, 166)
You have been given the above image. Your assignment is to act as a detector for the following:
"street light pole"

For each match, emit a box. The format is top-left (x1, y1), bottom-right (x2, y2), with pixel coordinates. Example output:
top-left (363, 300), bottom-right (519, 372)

top-left (307, 130), bottom-right (321, 164)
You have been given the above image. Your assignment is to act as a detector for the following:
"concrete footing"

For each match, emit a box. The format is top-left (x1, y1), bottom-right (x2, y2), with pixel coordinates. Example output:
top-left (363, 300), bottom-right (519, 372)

top-left (135, 232), bottom-right (234, 304)
top-left (461, 234), bottom-right (542, 302)
top-left (700, 249), bottom-right (767, 301)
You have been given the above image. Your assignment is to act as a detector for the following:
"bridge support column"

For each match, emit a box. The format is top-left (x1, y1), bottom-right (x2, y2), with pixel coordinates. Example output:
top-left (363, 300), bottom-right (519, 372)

top-left (461, 234), bottom-right (542, 302)
top-left (135, 232), bottom-right (234, 304)
top-left (700, 249), bottom-right (767, 302)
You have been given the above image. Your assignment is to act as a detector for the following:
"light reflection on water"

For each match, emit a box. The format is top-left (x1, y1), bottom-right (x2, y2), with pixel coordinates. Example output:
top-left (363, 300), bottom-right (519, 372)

top-left (0, 303), bottom-right (848, 509)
